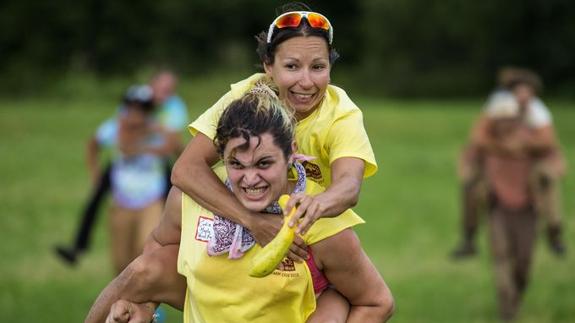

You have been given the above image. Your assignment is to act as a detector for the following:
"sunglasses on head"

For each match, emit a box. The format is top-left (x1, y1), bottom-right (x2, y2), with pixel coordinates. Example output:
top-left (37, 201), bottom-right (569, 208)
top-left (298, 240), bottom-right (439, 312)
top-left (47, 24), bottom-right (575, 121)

top-left (266, 11), bottom-right (333, 44)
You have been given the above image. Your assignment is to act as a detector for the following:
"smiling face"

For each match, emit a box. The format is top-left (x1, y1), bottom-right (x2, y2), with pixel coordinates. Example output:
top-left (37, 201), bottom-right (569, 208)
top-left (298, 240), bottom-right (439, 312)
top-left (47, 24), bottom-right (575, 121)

top-left (224, 133), bottom-right (292, 212)
top-left (264, 36), bottom-right (331, 120)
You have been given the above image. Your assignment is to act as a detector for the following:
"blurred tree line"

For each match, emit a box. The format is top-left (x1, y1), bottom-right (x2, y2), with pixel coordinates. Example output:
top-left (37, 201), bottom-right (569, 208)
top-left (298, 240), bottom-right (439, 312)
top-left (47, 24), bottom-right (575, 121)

top-left (1, 0), bottom-right (574, 97)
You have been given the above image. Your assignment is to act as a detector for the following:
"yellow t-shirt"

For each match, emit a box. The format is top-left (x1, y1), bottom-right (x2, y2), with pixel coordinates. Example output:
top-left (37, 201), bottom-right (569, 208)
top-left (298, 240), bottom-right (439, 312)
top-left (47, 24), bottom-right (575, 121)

top-left (189, 73), bottom-right (378, 186)
top-left (177, 178), bottom-right (364, 323)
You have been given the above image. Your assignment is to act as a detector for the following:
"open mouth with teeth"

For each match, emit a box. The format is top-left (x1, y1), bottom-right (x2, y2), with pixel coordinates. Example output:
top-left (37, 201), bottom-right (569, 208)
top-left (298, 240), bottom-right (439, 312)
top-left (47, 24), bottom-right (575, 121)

top-left (241, 186), bottom-right (269, 200)
top-left (290, 91), bottom-right (316, 105)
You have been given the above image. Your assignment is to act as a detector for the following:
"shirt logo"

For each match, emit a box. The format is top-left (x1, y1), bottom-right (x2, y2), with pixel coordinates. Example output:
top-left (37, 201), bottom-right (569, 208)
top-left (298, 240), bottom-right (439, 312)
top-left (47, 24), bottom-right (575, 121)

top-left (272, 258), bottom-right (299, 278)
top-left (195, 216), bottom-right (214, 243)
top-left (303, 161), bottom-right (323, 182)
top-left (278, 258), bottom-right (296, 272)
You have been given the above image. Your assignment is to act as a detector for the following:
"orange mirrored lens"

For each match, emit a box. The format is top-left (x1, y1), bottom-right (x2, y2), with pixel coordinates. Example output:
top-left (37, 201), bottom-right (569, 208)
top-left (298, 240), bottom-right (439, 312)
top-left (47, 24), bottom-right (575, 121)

top-left (275, 13), bottom-right (303, 29)
top-left (307, 13), bottom-right (330, 30)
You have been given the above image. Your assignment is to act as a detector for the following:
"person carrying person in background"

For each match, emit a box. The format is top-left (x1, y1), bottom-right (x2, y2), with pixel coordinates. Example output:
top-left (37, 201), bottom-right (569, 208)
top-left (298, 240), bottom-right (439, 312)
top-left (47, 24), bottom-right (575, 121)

top-left (451, 68), bottom-right (567, 259)
top-left (477, 92), bottom-right (543, 321)
top-left (55, 70), bottom-right (188, 265)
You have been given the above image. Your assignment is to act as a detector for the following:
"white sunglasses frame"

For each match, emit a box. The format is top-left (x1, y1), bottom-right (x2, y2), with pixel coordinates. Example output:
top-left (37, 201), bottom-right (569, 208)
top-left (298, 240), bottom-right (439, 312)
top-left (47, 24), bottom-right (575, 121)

top-left (266, 11), bottom-right (334, 44)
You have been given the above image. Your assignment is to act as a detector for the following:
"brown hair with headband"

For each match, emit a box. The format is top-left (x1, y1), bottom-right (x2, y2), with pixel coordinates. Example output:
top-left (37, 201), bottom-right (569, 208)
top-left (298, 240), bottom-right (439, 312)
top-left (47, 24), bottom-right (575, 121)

top-left (214, 79), bottom-right (296, 160)
top-left (255, 2), bottom-right (339, 65)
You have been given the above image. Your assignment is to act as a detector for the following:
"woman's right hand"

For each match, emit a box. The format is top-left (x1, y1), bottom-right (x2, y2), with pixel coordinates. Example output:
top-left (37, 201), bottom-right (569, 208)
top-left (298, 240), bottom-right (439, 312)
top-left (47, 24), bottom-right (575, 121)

top-left (249, 212), bottom-right (309, 262)
top-left (105, 300), bottom-right (155, 323)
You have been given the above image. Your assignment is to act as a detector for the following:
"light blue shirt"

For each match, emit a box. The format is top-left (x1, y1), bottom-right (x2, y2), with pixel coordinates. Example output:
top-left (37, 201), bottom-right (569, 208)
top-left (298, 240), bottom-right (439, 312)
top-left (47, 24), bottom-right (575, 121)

top-left (95, 118), bottom-right (167, 209)
top-left (155, 95), bottom-right (189, 131)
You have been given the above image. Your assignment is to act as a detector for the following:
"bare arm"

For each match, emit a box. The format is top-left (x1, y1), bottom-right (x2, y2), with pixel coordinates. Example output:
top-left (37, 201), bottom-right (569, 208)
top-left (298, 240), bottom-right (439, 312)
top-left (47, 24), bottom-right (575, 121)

top-left (85, 246), bottom-right (185, 323)
top-left (472, 117), bottom-right (525, 156)
top-left (523, 125), bottom-right (558, 154)
top-left (287, 157), bottom-right (365, 234)
top-left (86, 137), bottom-right (102, 185)
top-left (473, 114), bottom-right (558, 157)
top-left (85, 187), bottom-right (185, 323)
top-left (313, 229), bottom-right (394, 322)
top-left (148, 186), bottom-right (184, 246)
top-left (470, 116), bottom-right (495, 149)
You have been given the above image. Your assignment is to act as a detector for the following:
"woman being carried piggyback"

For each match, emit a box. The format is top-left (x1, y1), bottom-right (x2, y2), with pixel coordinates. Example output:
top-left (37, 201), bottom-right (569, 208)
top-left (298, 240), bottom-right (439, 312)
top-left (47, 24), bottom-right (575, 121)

top-left (86, 81), bottom-right (394, 323)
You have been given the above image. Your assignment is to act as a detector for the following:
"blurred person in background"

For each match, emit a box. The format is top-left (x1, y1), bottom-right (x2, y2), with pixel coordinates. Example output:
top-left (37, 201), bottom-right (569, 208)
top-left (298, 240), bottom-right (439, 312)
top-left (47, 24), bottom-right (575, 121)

top-left (147, 70), bottom-right (189, 156)
top-left (451, 68), bottom-right (567, 260)
top-left (55, 71), bottom-right (188, 266)
top-left (476, 92), bottom-right (544, 321)
top-left (102, 85), bottom-right (168, 273)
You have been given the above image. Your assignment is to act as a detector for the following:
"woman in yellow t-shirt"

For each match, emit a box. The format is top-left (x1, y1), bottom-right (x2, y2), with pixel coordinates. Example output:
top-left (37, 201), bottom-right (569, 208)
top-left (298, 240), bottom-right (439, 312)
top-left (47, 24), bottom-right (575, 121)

top-left (172, 4), bottom-right (377, 253)
top-left (86, 4), bottom-right (383, 322)
top-left (86, 84), bottom-right (393, 323)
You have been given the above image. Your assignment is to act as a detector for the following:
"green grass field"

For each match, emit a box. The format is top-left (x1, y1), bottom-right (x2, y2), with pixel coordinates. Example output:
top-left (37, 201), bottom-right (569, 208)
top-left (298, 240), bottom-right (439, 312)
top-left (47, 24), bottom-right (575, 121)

top-left (1, 76), bottom-right (573, 322)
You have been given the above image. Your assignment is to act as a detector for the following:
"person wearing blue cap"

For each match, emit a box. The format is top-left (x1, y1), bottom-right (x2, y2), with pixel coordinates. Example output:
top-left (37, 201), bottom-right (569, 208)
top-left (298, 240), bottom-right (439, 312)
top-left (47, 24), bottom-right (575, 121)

top-left (55, 71), bottom-right (188, 266)
top-left (85, 85), bottom-right (169, 273)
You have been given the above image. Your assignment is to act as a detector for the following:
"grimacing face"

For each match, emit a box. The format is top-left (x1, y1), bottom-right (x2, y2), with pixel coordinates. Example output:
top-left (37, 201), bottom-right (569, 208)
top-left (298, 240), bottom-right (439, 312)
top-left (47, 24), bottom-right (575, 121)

top-left (264, 36), bottom-right (331, 120)
top-left (224, 133), bottom-right (293, 212)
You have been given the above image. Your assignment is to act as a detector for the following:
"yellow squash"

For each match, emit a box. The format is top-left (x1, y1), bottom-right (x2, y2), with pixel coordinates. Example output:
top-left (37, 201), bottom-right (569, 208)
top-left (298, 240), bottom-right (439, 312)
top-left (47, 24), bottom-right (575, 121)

top-left (249, 194), bottom-right (297, 277)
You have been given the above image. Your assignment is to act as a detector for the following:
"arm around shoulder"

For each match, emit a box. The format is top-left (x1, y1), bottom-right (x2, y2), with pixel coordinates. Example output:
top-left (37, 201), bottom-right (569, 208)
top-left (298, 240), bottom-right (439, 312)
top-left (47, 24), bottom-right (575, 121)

top-left (526, 125), bottom-right (559, 154)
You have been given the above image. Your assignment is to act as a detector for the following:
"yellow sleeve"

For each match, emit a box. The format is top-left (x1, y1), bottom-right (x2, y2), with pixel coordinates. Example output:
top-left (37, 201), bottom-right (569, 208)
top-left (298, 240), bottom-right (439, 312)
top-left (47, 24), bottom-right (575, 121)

top-left (188, 74), bottom-right (265, 139)
top-left (188, 90), bottom-right (236, 139)
top-left (301, 180), bottom-right (365, 245)
top-left (325, 109), bottom-right (378, 178)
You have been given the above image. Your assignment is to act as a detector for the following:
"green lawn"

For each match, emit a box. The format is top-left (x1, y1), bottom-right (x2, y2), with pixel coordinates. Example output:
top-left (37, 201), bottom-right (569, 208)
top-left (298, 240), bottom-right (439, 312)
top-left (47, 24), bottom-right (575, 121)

top-left (1, 79), bottom-right (573, 322)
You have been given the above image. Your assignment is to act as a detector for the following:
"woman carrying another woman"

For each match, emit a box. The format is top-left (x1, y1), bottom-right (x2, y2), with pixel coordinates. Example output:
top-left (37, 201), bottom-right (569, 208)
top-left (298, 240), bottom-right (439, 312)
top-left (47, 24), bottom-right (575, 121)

top-left (87, 83), bottom-right (393, 323)
top-left (86, 4), bottom-right (389, 322)
top-left (173, 4), bottom-right (377, 250)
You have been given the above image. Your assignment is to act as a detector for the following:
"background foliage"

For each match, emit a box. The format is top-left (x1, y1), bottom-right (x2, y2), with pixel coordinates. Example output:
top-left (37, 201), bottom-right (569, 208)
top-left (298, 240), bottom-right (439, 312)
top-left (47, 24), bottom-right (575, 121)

top-left (1, 1), bottom-right (574, 322)
top-left (1, 0), bottom-right (574, 97)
